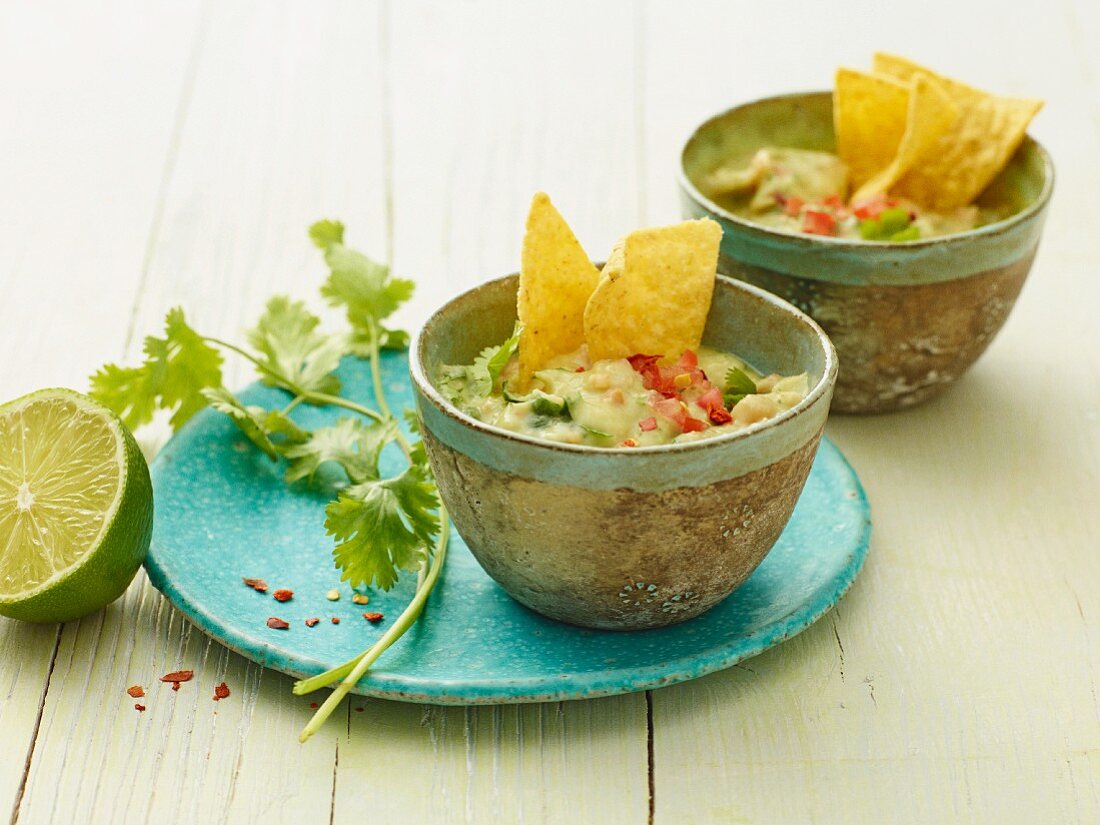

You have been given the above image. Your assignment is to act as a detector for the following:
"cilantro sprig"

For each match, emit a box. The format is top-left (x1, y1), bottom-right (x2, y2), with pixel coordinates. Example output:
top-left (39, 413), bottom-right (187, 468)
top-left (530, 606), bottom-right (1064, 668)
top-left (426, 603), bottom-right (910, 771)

top-left (90, 220), bottom-right (449, 742)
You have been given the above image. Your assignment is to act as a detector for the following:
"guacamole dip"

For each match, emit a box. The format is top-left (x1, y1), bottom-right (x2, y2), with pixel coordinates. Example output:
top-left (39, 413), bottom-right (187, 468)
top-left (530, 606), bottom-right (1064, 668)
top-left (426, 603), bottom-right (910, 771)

top-left (701, 147), bottom-right (1003, 241)
top-left (440, 340), bottom-right (808, 448)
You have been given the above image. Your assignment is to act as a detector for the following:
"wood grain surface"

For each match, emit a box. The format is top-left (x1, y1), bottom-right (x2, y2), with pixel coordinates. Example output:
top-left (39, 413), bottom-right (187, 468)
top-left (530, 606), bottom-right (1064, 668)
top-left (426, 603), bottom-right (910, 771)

top-left (1, 1), bottom-right (1096, 823)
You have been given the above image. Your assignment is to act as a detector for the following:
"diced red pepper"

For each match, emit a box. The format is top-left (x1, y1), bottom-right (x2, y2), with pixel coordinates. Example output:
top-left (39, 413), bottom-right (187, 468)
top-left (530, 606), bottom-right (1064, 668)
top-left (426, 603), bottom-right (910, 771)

top-left (802, 209), bottom-right (836, 236)
top-left (783, 195), bottom-right (805, 217)
top-left (638, 417), bottom-right (657, 432)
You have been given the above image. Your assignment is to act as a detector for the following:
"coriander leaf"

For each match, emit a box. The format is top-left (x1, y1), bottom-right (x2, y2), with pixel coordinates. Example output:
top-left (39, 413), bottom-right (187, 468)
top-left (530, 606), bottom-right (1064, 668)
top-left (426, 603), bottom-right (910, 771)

top-left (319, 243), bottom-right (415, 326)
top-left (246, 296), bottom-right (344, 396)
top-left (89, 364), bottom-right (157, 430)
top-left (202, 387), bottom-right (280, 459)
top-left (402, 408), bottom-right (422, 436)
top-left (723, 366), bottom-right (758, 408)
top-left (282, 417), bottom-right (397, 485)
top-left (345, 325), bottom-right (410, 357)
top-left (309, 219), bottom-right (345, 250)
top-left (203, 387), bottom-right (310, 460)
top-left (466, 323), bottom-right (521, 396)
top-left (325, 461), bottom-right (440, 590)
top-left (262, 409), bottom-right (310, 443)
top-left (156, 309), bottom-right (224, 429)
top-left (90, 307), bottom-right (223, 431)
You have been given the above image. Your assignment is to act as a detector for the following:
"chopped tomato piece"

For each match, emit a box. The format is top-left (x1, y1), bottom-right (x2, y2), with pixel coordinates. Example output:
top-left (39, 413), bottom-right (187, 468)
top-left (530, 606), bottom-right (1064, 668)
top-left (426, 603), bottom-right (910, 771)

top-left (638, 416), bottom-right (658, 432)
top-left (851, 194), bottom-right (900, 221)
top-left (681, 416), bottom-right (708, 433)
top-left (802, 209), bottom-right (836, 236)
top-left (696, 387), bottom-right (734, 425)
top-left (782, 195), bottom-right (805, 217)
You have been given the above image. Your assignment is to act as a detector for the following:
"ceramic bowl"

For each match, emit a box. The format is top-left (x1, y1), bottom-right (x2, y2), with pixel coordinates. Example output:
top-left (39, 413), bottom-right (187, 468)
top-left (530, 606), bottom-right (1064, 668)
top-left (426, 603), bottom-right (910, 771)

top-left (410, 274), bottom-right (837, 630)
top-left (679, 91), bottom-right (1054, 413)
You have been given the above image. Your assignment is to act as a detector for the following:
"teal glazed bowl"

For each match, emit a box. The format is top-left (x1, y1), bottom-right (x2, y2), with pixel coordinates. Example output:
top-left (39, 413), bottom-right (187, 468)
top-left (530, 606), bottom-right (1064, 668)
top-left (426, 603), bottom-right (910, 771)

top-left (679, 91), bottom-right (1054, 413)
top-left (410, 275), bottom-right (838, 630)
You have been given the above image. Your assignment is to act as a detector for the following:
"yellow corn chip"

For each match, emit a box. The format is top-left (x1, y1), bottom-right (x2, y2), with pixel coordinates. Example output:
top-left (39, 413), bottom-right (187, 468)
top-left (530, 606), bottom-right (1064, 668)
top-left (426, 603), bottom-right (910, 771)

top-left (834, 67), bottom-right (910, 189)
top-left (517, 192), bottom-right (601, 386)
top-left (583, 219), bottom-right (721, 362)
top-left (872, 52), bottom-right (1043, 210)
top-left (851, 72), bottom-right (958, 203)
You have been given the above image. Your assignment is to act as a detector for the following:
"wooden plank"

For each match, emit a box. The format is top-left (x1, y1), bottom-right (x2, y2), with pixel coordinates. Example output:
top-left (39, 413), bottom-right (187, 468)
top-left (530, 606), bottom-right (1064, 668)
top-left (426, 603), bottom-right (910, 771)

top-left (331, 2), bottom-right (651, 822)
top-left (13, 2), bottom-right (389, 822)
top-left (642, 1), bottom-right (1100, 821)
top-left (0, 1), bottom-right (204, 817)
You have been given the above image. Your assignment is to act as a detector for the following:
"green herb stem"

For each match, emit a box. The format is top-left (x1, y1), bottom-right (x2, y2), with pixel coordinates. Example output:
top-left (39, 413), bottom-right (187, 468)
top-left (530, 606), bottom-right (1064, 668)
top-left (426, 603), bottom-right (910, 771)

top-left (294, 512), bottom-right (450, 741)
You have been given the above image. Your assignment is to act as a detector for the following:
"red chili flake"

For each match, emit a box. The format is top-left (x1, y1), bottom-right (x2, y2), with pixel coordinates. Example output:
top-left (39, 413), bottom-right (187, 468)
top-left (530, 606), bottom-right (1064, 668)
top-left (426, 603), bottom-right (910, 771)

top-left (242, 577), bottom-right (268, 593)
top-left (574, 366), bottom-right (586, 373)
top-left (621, 439), bottom-right (639, 448)
top-left (213, 682), bottom-right (231, 701)
top-left (160, 670), bottom-right (194, 687)
top-left (127, 685), bottom-right (145, 699)
top-left (305, 617), bottom-right (320, 627)
top-left (267, 617), bottom-right (290, 630)
top-left (331, 617), bottom-right (340, 625)
top-left (272, 589), bottom-right (294, 602)
top-left (134, 704), bottom-right (146, 712)
top-left (310, 702), bottom-right (319, 709)
top-left (363, 612), bottom-right (384, 623)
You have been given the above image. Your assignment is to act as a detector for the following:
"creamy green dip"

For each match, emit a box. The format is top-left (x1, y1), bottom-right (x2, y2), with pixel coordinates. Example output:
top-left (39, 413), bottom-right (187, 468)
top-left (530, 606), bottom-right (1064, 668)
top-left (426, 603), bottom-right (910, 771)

top-left (700, 147), bottom-right (1003, 241)
top-left (439, 342), bottom-right (808, 448)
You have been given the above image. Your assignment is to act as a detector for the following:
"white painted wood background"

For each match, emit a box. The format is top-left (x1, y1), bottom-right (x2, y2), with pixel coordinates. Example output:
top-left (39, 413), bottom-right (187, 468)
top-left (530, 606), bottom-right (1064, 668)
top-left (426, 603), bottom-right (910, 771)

top-left (1, 1), bottom-right (1097, 822)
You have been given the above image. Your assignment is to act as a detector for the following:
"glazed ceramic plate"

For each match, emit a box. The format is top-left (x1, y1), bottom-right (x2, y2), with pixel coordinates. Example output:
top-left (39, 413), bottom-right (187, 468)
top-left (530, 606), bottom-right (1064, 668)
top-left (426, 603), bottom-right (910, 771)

top-left (146, 352), bottom-right (871, 705)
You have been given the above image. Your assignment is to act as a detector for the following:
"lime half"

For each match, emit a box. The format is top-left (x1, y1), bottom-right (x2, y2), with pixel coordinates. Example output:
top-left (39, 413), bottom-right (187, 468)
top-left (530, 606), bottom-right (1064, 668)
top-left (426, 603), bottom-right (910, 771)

top-left (0, 389), bottom-right (153, 623)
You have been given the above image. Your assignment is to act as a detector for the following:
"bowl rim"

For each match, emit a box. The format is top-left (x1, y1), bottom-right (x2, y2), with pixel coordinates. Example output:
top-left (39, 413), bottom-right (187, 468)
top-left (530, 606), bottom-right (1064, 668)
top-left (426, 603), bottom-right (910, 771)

top-left (677, 89), bottom-right (1056, 250)
top-left (410, 272), bottom-right (838, 457)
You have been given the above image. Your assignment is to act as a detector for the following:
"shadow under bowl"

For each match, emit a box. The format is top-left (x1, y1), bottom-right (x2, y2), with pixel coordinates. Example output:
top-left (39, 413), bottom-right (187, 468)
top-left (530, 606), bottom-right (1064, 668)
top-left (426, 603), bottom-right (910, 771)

top-left (679, 91), bottom-right (1054, 414)
top-left (410, 275), bottom-right (837, 630)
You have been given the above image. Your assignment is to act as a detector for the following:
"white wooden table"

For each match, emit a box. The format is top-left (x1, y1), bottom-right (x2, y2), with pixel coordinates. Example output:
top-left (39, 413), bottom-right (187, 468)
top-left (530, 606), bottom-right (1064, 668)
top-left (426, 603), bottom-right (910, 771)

top-left (2, 2), bottom-right (1098, 822)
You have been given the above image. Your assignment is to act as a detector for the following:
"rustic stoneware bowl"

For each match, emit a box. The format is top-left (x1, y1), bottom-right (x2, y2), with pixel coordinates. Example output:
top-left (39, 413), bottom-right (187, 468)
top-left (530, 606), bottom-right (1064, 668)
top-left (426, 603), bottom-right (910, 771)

top-left (679, 91), bottom-right (1054, 413)
top-left (410, 274), bottom-right (838, 630)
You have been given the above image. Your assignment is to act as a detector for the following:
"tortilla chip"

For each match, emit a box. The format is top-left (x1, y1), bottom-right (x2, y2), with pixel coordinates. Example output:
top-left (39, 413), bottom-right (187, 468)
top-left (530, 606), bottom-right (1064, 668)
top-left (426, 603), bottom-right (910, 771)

top-left (850, 72), bottom-right (958, 203)
top-left (583, 219), bottom-right (721, 362)
top-left (872, 52), bottom-right (1043, 210)
top-left (834, 67), bottom-right (910, 189)
top-left (517, 192), bottom-right (601, 386)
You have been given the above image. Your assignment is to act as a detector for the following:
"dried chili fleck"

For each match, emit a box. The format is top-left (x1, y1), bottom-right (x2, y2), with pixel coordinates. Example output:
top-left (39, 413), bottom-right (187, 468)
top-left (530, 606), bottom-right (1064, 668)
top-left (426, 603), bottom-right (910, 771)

top-left (213, 682), bottom-right (231, 701)
top-left (242, 577), bottom-right (268, 593)
top-left (309, 702), bottom-right (319, 709)
top-left (305, 618), bottom-right (320, 628)
top-left (160, 670), bottom-right (194, 692)
top-left (127, 685), bottom-right (145, 699)
top-left (267, 617), bottom-right (290, 630)
top-left (134, 704), bottom-right (146, 712)
top-left (331, 617), bottom-right (340, 625)
top-left (272, 589), bottom-right (294, 602)
top-left (363, 612), bottom-right (384, 623)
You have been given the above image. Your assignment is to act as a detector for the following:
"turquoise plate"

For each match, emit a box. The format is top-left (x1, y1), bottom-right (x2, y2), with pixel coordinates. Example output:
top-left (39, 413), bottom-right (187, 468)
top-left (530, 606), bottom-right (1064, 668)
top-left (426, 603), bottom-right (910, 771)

top-left (146, 352), bottom-right (871, 705)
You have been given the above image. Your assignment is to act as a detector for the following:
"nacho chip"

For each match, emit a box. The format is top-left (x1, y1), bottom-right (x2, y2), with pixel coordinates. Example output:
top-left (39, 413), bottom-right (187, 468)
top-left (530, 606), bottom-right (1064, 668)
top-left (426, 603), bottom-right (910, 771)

top-left (850, 72), bottom-right (958, 203)
top-left (583, 219), bottom-right (721, 362)
top-left (834, 68), bottom-right (910, 189)
top-left (872, 52), bottom-right (1043, 210)
top-left (517, 193), bottom-right (601, 386)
